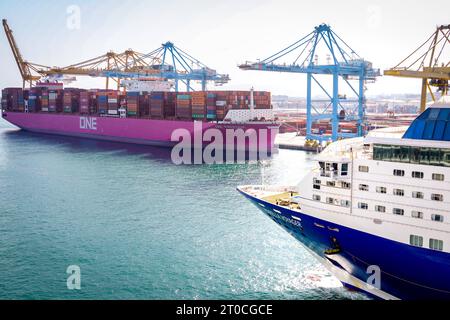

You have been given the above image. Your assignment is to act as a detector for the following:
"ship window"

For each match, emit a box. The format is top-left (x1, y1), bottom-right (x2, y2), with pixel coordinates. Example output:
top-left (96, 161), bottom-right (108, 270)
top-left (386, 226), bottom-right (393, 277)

top-left (327, 181), bottom-right (336, 187)
top-left (313, 184), bottom-right (321, 190)
top-left (429, 148), bottom-right (442, 166)
top-left (341, 200), bottom-right (351, 207)
top-left (365, 144), bottom-right (450, 167)
top-left (429, 239), bottom-right (443, 251)
top-left (411, 119), bottom-right (426, 139)
top-left (444, 122), bottom-right (450, 141)
top-left (400, 146), bottom-right (410, 162)
top-left (419, 148), bottom-right (430, 165)
top-left (332, 163), bottom-right (338, 172)
top-left (380, 144), bottom-right (392, 161)
top-left (391, 146), bottom-right (403, 162)
top-left (376, 186), bottom-right (387, 194)
top-left (341, 163), bottom-right (349, 176)
top-left (373, 145), bottom-right (383, 161)
top-left (428, 108), bottom-right (441, 120)
top-left (326, 197), bottom-right (334, 205)
top-left (393, 189), bottom-right (404, 196)
top-left (375, 205), bottom-right (386, 213)
top-left (431, 194), bottom-right (444, 202)
top-left (393, 169), bottom-right (405, 177)
top-left (393, 208), bottom-right (404, 216)
top-left (423, 121), bottom-right (436, 140)
top-left (359, 166), bottom-right (369, 173)
top-left (442, 150), bottom-right (450, 167)
top-left (438, 108), bottom-right (450, 121)
top-left (359, 184), bottom-right (369, 191)
top-left (432, 173), bottom-right (445, 181)
top-left (410, 235), bottom-right (423, 247)
top-left (412, 192), bottom-right (424, 199)
top-left (412, 211), bottom-right (424, 219)
top-left (410, 147), bottom-right (421, 164)
top-left (411, 171), bottom-right (424, 179)
top-left (391, 145), bottom-right (401, 161)
top-left (358, 202), bottom-right (368, 210)
top-left (313, 195), bottom-right (321, 202)
top-left (431, 214), bottom-right (444, 223)
top-left (433, 121), bottom-right (446, 140)
top-left (341, 182), bottom-right (351, 189)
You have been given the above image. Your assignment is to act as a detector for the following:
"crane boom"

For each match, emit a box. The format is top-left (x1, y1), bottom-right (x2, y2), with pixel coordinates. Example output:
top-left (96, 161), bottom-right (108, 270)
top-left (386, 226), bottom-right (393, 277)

top-left (2, 19), bottom-right (41, 87)
top-left (384, 24), bottom-right (450, 112)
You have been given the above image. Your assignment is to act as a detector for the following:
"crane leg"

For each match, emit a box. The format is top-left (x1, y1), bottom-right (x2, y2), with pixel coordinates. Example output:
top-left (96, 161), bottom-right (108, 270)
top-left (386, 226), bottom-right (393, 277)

top-left (420, 79), bottom-right (428, 113)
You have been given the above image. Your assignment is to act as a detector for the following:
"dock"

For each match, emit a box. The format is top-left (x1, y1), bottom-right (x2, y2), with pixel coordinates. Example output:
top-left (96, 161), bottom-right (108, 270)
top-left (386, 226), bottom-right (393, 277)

top-left (275, 133), bottom-right (321, 152)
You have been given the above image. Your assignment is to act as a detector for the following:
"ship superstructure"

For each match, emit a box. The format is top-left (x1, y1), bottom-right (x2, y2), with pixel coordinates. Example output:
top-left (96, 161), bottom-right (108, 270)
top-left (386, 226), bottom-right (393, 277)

top-left (238, 97), bottom-right (450, 300)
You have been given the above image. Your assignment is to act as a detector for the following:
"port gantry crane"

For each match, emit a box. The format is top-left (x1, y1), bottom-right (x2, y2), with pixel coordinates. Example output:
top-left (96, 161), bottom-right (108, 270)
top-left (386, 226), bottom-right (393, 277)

top-left (239, 24), bottom-right (380, 142)
top-left (384, 24), bottom-right (450, 113)
top-left (2, 19), bottom-right (230, 91)
top-left (102, 41), bottom-right (230, 92)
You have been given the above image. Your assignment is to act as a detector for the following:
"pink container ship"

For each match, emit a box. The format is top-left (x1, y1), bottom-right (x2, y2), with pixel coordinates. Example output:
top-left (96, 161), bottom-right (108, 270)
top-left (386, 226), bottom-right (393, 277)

top-left (1, 86), bottom-right (279, 153)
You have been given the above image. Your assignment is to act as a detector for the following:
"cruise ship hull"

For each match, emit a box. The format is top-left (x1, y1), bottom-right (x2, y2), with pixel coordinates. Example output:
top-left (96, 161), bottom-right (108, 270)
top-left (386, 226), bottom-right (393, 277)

top-left (238, 187), bottom-right (450, 300)
top-left (2, 112), bottom-right (279, 152)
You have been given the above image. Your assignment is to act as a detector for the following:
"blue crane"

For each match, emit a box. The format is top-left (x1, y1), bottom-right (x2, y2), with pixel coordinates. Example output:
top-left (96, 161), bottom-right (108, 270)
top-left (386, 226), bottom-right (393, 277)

top-left (239, 24), bottom-right (380, 142)
top-left (102, 42), bottom-right (230, 92)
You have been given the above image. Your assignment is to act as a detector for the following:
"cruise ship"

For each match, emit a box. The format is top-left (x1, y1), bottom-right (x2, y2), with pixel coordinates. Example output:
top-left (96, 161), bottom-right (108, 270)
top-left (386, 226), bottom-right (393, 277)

top-left (238, 97), bottom-right (450, 300)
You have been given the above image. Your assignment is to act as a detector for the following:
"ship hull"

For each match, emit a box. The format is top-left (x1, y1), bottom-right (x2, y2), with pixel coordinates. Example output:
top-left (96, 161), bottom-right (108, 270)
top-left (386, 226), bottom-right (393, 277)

top-left (2, 112), bottom-right (279, 153)
top-left (238, 187), bottom-right (450, 300)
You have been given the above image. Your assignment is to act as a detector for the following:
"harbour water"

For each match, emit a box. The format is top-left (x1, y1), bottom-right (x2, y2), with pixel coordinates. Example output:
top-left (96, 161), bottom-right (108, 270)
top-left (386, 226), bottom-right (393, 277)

top-left (0, 118), bottom-right (365, 300)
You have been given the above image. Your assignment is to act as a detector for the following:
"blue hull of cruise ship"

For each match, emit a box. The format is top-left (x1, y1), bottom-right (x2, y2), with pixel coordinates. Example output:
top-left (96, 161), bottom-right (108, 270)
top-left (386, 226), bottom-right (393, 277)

top-left (238, 189), bottom-right (450, 300)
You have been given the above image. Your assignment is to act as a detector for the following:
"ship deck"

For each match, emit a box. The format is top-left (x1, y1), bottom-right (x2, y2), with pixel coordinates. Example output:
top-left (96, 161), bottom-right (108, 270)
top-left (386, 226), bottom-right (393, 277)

top-left (238, 185), bottom-right (301, 210)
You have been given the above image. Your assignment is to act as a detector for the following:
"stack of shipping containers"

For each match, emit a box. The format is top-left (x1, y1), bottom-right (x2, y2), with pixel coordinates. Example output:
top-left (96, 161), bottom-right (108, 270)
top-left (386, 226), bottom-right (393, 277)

top-left (215, 92), bottom-right (228, 121)
top-left (139, 93), bottom-right (149, 118)
top-left (176, 94), bottom-right (191, 119)
top-left (48, 89), bottom-right (62, 113)
top-left (150, 92), bottom-right (164, 118)
top-left (1, 89), bottom-right (7, 111)
top-left (41, 89), bottom-right (49, 112)
top-left (191, 92), bottom-right (206, 120)
top-left (126, 92), bottom-right (139, 117)
top-left (28, 87), bottom-right (41, 113)
top-left (2, 87), bottom-right (272, 121)
top-left (253, 91), bottom-right (271, 109)
top-left (107, 91), bottom-right (119, 116)
top-left (164, 92), bottom-right (176, 118)
top-left (206, 93), bottom-right (217, 120)
top-left (63, 89), bottom-right (80, 113)
top-left (97, 92), bottom-right (108, 115)
top-left (1, 88), bottom-right (25, 112)
top-left (89, 90), bottom-right (98, 114)
top-left (79, 91), bottom-right (90, 114)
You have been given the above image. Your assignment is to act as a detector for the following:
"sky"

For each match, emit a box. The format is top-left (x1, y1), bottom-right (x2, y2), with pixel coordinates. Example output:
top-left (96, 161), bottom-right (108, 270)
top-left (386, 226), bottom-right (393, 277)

top-left (0, 0), bottom-right (449, 97)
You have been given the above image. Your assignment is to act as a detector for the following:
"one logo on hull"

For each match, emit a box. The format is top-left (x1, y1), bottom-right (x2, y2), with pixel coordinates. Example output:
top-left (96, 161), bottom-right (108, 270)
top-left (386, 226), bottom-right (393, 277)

top-left (80, 117), bottom-right (97, 131)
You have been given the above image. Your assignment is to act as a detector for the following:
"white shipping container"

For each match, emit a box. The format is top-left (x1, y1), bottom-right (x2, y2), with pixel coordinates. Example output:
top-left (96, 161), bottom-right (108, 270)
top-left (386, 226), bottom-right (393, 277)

top-left (108, 99), bottom-right (118, 103)
top-left (41, 108), bottom-right (49, 112)
top-left (216, 101), bottom-right (227, 107)
top-left (108, 110), bottom-right (118, 115)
